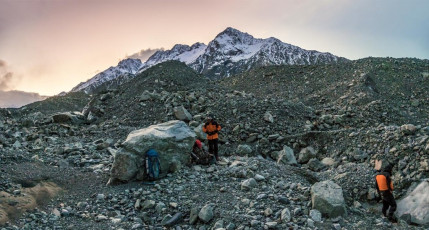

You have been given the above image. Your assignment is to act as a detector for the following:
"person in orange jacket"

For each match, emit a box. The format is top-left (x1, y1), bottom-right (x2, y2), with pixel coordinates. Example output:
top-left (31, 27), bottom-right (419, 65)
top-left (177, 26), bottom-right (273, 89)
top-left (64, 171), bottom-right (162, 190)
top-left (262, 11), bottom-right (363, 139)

top-left (202, 114), bottom-right (221, 161)
top-left (375, 163), bottom-right (397, 222)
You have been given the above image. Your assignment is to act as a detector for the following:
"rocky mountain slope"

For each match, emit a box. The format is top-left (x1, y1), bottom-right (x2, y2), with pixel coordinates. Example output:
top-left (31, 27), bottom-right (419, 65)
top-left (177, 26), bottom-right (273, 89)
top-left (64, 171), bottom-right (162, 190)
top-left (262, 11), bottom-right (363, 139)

top-left (71, 27), bottom-right (347, 93)
top-left (0, 58), bottom-right (428, 229)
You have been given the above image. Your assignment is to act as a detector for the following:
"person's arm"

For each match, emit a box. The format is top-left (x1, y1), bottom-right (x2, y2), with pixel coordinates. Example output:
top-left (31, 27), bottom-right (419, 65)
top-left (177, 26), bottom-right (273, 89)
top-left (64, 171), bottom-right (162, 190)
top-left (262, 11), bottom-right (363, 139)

top-left (375, 176), bottom-right (382, 201)
top-left (387, 174), bottom-right (393, 191)
top-left (202, 124), bottom-right (207, 134)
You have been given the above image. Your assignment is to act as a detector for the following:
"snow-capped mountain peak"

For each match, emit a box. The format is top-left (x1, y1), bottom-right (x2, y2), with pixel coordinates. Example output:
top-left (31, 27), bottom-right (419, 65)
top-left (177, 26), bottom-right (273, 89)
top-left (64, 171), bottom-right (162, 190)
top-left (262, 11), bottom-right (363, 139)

top-left (72, 27), bottom-right (347, 93)
top-left (143, 42), bottom-right (207, 67)
top-left (71, 58), bottom-right (142, 93)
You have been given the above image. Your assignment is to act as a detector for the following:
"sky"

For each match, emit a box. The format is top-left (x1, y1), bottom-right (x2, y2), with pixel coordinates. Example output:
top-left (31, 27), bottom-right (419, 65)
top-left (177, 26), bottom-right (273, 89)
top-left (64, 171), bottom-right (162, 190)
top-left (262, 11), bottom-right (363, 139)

top-left (0, 0), bottom-right (428, 96)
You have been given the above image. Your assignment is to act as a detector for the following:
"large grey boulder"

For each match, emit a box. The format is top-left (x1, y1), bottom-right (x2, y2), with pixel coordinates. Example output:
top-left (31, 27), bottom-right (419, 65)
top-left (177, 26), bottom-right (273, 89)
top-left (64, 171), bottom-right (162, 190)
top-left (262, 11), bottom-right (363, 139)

top-left (194, 123), bottom-right (206, 140)
top-left (109, 120), bottom-right (195, 183)
top-left (277, 145), bottom-right (297, 165)
top-left (396, 180), bottom-right (429, 225)
top-left (311, 180), bottom-right (346, 217)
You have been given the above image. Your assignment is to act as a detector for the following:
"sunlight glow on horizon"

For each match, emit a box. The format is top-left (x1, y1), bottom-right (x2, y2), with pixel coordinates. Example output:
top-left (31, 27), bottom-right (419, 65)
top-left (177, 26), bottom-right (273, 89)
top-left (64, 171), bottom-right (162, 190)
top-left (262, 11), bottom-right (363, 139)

top-left (0, 0), bottom-right (428, 96)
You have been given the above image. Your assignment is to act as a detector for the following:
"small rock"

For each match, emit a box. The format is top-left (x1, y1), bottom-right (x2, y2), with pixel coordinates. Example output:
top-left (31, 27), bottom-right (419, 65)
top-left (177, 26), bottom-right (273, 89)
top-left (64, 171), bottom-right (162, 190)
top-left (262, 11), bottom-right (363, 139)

top-left (198, 204), bottom-right (214, 223)
top-left (281, 208), bottom-right (291, 222)
top-left (241, 178), bottom-right (257, 190)
top-left (142, 200), bottom-right (156, 210)
top-left (254, 174), bottom-right (265, 181)
top-left (264, 208), bottom-right (273, 216)
top-left (309, 209), bottom-right (322, 222)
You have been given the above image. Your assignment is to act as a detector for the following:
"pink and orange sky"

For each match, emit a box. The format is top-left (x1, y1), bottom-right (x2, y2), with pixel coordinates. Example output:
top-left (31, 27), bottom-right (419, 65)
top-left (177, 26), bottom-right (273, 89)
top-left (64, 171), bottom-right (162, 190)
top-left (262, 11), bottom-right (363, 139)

top-left (0, 0), bottom-right (428, 96)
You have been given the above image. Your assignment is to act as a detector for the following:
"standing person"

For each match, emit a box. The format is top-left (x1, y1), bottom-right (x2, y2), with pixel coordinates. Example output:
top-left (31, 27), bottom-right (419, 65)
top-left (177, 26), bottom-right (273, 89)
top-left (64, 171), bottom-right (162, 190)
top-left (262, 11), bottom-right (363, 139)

top-left (202, 114), bottom-right (221, 161)
top-left (375, 163), bottom-right (397, 222)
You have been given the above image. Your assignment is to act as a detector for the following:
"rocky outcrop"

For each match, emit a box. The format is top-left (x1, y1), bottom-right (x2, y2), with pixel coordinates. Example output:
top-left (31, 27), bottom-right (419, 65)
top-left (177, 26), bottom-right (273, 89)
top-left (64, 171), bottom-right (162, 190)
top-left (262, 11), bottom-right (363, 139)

top-left (109, 120), bottom-right (195, 183)
top-left (311, 180), bottom-right (346, 217)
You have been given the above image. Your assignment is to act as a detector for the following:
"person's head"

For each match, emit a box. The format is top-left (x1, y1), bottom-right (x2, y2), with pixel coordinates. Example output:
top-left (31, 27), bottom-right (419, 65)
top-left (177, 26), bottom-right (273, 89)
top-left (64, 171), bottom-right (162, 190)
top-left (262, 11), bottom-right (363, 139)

top-left (383, 162), bottom-right (393, 174)
top-left (195, 139), bottom-right (202, 149)
top-left (206, 114), bottom-right (214, 122)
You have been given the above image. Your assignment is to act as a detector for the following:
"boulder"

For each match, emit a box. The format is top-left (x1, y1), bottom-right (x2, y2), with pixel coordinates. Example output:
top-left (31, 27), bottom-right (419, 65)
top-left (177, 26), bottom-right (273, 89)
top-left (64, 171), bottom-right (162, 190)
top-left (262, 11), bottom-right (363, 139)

top-left (174, 106), bottom-right (192, 121)
top-left (109, 120), bottom-right (195, 183)
top-left (52, 112), bottom-right (85, 124)
top-left (307, 158), bottom-right (325, 171)
top-left (400, 124), bottom-right (417, 135)
top-left (198, 204), bottom-right (214, 223)
top-left (281, 208), bottom-right (291, 222)
top-left (241, 178), bottom-right (257, 190)
top-left (277, 145), bottom-right (297, 165)
top-left (396, 180), bottom-right (429, 225)
top-left (298, 146), bottom-right (317, 164)
top-left (321, 157), bottom-right (336, 167)
top-left (309, 209), bottom-right (322, 222)
top-left (264, 112), bottom-right (274, 123)
top-left (236, 144), bottom-right (253, 155)
top-left (311, 180), bottom-right (346, 217)
top-left (194, 123), bottom-right (206, 140)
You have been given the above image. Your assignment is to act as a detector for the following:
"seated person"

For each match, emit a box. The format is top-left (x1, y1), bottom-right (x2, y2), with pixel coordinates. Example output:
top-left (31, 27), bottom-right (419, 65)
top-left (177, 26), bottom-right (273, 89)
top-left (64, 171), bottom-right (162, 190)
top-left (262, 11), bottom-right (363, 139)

top-left (190, 140), bottom-right (214, 165)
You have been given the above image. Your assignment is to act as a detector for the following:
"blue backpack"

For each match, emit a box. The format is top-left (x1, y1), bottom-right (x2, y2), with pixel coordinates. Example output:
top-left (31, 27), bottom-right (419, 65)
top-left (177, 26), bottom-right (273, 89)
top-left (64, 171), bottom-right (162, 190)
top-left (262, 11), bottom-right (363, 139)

top-left (144, 149), bottom-right (161, 180)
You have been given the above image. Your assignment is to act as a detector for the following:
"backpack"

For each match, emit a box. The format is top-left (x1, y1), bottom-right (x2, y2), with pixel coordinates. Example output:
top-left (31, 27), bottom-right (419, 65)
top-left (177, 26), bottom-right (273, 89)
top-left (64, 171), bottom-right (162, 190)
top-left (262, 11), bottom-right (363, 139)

top-left (144, 149), bottom-right (161, 180)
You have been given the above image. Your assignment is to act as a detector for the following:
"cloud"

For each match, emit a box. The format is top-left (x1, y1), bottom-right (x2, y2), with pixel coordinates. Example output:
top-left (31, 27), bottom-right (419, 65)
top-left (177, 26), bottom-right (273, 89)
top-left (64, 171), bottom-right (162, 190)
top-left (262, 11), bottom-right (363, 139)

top-left (0, 90), bottom-right (47, 108)
top-left (0, 59), bottom-right (6, 67)
top-left (127, 48), bottom-right (163, 61)
top-left (0, 59), bottom-right (14, 91)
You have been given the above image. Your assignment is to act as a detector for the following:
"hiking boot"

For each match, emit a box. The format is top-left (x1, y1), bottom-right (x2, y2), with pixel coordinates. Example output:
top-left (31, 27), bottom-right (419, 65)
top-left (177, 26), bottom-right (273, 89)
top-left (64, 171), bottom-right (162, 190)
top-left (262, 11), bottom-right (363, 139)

top-left (388, 215), bottom-right (398, 223)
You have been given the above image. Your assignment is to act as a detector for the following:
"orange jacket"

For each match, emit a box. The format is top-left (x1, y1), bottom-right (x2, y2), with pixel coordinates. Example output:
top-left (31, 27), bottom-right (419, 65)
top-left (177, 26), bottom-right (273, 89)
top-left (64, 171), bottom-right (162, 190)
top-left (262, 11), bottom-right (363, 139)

top-left (202, 121), bottom-right (221, 140)
top-left (376, 174), bottom-right (394, 191)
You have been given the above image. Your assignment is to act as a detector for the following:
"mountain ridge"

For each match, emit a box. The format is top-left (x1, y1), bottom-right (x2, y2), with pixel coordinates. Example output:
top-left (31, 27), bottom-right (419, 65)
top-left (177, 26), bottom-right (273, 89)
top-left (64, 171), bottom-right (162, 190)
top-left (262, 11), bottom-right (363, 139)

top-left (71, 27), bottom-right (348, 93)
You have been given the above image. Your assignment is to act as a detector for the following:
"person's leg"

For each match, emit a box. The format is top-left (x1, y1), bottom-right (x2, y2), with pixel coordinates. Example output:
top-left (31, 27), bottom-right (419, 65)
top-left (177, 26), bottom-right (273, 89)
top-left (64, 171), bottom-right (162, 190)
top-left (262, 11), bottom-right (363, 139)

top-left (386, 193), bottom-right (397, 218)
top-left (381, 194), bottom-right (389, 217)
top-left (213, 139), bottom-right (219, 161)
top-left (382, 202), bottom-right (389, 217)
top-left (208, 139), bottom-right (214, 155)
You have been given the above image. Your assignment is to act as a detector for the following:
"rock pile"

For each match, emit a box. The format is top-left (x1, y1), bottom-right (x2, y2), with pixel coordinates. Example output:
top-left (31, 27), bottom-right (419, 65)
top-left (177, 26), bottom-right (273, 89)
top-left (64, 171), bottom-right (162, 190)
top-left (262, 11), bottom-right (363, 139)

top-left (0, 58), bottom-right (428, 229)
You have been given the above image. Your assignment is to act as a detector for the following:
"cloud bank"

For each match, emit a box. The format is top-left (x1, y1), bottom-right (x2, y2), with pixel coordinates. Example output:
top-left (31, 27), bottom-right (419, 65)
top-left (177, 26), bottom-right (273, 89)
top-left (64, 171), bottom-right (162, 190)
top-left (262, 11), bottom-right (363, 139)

top-left (0, 90), bottom-right (47, 108)
top-left (0, 59), bottom-right (14, 90)
top-left (0, 59), bottom-right (46, 108)
top-left (127, 48), bottom-right (163, 62)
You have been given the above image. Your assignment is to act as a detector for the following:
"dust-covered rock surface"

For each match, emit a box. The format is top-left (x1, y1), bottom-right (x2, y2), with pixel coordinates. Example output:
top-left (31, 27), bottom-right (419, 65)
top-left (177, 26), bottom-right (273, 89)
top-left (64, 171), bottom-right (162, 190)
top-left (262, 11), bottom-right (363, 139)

top-left (0, 58), bottom-right (428, 229)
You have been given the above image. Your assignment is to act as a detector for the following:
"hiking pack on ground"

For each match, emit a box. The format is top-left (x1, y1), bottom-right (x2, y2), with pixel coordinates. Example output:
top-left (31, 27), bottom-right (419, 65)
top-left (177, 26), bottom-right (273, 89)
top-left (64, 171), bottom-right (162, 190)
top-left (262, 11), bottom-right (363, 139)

top-left (144, 149), bottom-right (161, 181)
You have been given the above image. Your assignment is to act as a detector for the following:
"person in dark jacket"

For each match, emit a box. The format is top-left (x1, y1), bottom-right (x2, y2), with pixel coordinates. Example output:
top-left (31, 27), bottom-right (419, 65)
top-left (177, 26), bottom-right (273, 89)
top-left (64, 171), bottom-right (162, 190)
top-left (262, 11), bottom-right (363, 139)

top-left (202, 114), bottom-right (221, 161)
top-left (375, 163), bottom-right (397, 222)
